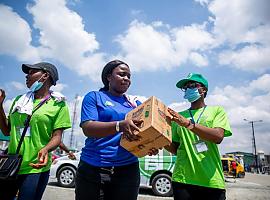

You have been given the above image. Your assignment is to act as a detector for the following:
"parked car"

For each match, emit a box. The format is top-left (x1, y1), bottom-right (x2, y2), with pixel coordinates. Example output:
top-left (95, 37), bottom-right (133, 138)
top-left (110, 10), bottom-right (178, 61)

top-left (50, 152), bottom-right (80, 188)
top-left (52, 153), bottom-right (60, 162)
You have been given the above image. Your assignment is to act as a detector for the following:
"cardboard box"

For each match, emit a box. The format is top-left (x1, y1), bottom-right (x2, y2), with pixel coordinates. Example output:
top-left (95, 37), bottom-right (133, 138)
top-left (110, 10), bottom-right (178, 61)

top-left (120, 96), bottom-right (172, 157)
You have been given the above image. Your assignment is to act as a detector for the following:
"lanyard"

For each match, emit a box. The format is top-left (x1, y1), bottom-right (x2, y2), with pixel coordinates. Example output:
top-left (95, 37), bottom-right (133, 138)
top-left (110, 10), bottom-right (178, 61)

top-left (188, 106), bottom-right (207, 124)
top-left (32, 93), bottom-right (51, 113)
top-left (188, 106), bottom-right (207, 142)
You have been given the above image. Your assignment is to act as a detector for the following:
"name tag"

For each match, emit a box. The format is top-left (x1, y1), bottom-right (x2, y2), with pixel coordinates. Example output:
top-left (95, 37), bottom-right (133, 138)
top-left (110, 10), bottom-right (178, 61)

top-left (20, 127), bottom-right (31, 137)
top-left (194, 141), bottom-right (208, 153)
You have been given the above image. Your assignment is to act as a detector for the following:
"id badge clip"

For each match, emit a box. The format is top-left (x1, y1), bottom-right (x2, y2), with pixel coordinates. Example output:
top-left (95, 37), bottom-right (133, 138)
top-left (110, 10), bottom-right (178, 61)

top-left (193, 141), bottom-right (208, 153)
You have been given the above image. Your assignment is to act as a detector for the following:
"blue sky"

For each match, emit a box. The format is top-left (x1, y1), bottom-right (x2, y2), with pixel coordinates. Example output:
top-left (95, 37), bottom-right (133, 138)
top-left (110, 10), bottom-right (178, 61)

top-left (0, 0), bottom-right (270, 155)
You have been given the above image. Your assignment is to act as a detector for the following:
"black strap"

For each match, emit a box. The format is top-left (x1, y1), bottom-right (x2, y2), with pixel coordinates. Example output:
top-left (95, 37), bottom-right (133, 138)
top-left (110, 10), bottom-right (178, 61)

top-left (15, 94), bottom-right (51, 154)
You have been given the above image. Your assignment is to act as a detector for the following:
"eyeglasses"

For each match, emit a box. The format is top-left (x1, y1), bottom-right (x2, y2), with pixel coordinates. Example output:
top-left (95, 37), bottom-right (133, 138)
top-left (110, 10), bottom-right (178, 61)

top-left (181, 82), bottom-right (202, 92)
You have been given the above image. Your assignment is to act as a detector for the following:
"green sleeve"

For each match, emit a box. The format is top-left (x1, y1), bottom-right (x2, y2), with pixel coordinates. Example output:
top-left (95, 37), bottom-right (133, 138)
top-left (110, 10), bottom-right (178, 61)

top-left (212, 106), bottom-right (232, 137)
top-left (53, 102), bottom-right (71, 130)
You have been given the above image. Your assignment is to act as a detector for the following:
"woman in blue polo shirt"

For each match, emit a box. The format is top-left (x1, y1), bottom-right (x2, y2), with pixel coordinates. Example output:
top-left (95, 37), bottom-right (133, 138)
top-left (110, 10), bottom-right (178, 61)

top-left (75, 60), bottom-right (142, 200)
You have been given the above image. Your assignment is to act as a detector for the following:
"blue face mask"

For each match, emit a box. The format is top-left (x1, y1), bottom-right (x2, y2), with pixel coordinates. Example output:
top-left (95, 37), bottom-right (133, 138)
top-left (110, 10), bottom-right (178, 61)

top-left (184, 88), bottom-right (201, 103)
top-left (30, 77), bottom-right (44, 92)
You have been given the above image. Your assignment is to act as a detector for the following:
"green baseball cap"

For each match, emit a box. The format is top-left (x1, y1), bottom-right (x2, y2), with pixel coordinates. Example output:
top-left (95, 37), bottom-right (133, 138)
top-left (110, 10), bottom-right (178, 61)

top-left (176, 73), bottom-right (208, 89)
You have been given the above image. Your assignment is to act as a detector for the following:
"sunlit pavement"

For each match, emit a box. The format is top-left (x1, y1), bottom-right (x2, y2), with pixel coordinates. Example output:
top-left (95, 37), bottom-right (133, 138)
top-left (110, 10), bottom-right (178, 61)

top-left (43, 173), bottom-right (270, 200)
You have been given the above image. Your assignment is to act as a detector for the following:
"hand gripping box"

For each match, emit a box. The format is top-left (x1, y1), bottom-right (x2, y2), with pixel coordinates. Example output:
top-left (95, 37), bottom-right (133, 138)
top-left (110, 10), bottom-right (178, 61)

top-left (120, 96), bottom-right (172, 157)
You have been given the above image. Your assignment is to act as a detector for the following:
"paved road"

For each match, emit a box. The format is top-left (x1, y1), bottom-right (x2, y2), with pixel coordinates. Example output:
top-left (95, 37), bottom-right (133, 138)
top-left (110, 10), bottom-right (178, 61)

top-left (43, 173), bottom-right (270, 200)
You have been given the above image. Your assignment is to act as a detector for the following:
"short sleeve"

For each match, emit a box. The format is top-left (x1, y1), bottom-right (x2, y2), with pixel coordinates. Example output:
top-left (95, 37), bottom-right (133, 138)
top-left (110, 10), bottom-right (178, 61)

top-left (80, 91), bottom-right (99, 125)
top-left (53, 102), bottom-right (71, 130)
top-left (212, 106), bottom-right (232, 137)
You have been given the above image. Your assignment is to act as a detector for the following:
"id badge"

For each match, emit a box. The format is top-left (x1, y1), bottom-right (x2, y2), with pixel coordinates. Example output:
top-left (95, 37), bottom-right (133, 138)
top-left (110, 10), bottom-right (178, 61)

top-left (20, 127), bottom-right (31, 137)
top-left (194, 141), bottom-right (208, 153)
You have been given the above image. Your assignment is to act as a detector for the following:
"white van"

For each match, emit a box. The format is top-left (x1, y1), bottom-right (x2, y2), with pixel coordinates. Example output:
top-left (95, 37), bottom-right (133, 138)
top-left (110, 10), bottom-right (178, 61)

top-left (139, 150), bottom-right (175, 197)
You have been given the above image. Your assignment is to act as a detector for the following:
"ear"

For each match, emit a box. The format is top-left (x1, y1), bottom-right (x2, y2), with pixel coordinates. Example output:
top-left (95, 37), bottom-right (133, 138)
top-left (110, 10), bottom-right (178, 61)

top-left (42, 72), bottom-right (51, 83)
top-left (107, 74), bottom-right (112, 82)
top-left (200, 87), bottom-right (207, 96)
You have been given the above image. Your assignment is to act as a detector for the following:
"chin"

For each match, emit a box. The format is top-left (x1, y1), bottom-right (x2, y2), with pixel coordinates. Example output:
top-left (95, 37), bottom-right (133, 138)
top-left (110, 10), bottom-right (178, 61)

top-left (117, 88), bottom-right (128, 94)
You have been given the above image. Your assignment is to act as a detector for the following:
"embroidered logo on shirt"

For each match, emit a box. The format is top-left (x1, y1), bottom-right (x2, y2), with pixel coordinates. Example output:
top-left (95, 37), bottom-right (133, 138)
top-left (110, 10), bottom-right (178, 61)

top-left (105, 101), bottom-right (114, 106)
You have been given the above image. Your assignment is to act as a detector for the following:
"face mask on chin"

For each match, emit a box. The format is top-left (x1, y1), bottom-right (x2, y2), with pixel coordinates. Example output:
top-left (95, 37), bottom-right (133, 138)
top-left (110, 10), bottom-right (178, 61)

top-left (184, 88), bottom-right (202, 103)
top-left (29, 76), bottom-right (44, 92)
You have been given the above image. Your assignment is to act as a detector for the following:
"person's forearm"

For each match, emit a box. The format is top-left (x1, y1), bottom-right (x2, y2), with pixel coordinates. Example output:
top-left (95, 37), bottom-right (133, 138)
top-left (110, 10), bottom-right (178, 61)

top-left (81, 121), bottom-right (118, 138)
top-left (43, 129), bottom-right (63, 152)
top-left (59, 142), bottom-right (69, 153)
top-left (164, 142), bottom-right (179, 155)
top-left (0, 104), bottom-right (10, 135)
top-left (191, 124), bottom-right (224, 144)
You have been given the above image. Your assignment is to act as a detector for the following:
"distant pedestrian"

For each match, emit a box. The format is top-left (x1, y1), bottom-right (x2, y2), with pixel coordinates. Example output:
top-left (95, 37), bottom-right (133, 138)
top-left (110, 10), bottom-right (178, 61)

top-left (231, 160), bottom-right (237, 181)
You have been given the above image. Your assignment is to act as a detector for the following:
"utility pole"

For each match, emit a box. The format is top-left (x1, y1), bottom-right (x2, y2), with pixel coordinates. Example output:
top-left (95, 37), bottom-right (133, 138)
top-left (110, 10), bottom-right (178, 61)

top-left (70, 94), bottom-right (79, 149)
top-left (243, 119), bottom-right (263, 173)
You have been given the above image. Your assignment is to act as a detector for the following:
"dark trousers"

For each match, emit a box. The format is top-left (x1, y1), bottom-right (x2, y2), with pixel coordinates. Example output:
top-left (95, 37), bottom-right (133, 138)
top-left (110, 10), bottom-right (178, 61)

top-left (75, 160), bottom-right (140, 200)
top-left (172, 181), bottom-right (226, 200)
top-left (0, 171), bottom-right (50, 200)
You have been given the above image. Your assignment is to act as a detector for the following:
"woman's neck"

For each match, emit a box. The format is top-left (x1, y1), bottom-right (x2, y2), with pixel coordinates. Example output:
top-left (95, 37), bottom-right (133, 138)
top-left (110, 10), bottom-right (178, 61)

top-left (34, 86), bottom-right (50, 99)
top-left (190, 99), bottom-right (206, 110)
top-left (107, 88), bottom-right (124, 97)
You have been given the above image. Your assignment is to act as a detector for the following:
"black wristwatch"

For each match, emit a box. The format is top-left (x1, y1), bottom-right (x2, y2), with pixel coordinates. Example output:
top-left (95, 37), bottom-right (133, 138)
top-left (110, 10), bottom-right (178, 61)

top-left (186, 119), bottom-right (195, 130)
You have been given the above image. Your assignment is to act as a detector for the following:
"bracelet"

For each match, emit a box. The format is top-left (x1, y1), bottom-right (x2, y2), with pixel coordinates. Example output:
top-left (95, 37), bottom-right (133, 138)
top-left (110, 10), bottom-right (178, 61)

top-left (115, 121), bottom-right (120, 132)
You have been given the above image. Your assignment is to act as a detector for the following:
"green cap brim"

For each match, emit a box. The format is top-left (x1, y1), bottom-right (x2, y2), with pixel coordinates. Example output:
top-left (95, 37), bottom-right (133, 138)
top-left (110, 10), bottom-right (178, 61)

top-left (176, 79), bottom-right (189, 89)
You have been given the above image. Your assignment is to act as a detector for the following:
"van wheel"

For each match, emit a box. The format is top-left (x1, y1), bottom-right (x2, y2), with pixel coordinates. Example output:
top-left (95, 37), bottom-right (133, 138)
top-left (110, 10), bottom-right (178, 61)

top-left (151, 173), bottom-right (173, 197)
top-left (57, 166), bottom-right (76, 188)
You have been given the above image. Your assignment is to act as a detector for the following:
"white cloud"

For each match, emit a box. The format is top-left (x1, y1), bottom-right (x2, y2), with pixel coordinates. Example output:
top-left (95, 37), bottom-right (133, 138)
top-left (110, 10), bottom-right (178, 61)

top-left (209, 0), bottom-right (270, 45)
top-left (249, 74), bottom-right (270, 93)
top-left (172, 23), bottom-right (215, 56)
top-left (0, 1), bottom-right (108, 82)
top-left (194, 0), bottom-right (209, 7)
top-left (116, 21), bottom-right (214, 71)
top-left (219, 45), bottom-right (270, 73)
top-left (27, 0), bottom-right (105, 81)
top-left (0, 5), bottom-right (39, 61)
top-left (188, 52), bottom-right (208, 67)
top-left (51, 83), bottom-right (67, 93)
top-left (10, 81), bottom-right (26, 91)
top-left (208, 0), bottom-right (270, 73)
top-left (115, 20), bottom-right (178, 71)
top-left (168, 101), bottom-right (190, 112)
